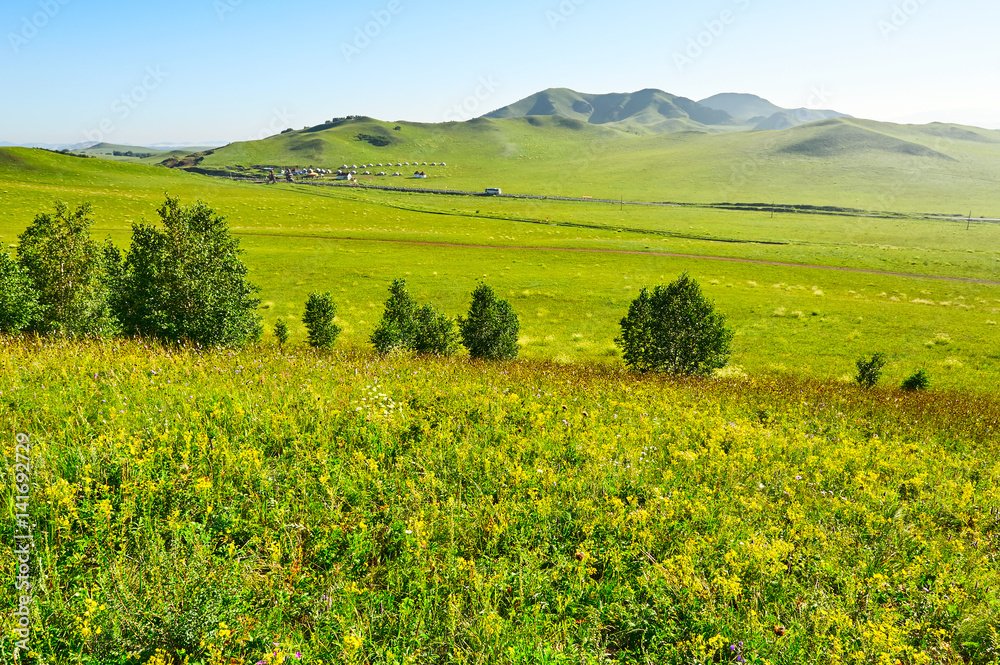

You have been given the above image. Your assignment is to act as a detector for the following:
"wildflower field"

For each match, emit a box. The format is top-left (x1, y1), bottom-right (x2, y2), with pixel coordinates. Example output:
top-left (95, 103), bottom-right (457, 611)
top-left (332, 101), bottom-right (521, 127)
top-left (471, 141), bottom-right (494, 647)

top-left (2, 338), bottom-right (999, 664)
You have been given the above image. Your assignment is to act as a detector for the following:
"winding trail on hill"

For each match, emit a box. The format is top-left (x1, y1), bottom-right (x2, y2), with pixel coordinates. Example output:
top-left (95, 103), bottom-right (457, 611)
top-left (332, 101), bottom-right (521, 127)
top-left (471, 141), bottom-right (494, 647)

top-left (232, 231), bottom-right (1000, 286)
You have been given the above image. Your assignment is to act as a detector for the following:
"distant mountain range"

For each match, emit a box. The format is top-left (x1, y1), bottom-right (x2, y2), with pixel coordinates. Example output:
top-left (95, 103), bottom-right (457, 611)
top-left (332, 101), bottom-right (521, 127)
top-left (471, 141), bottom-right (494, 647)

top-left (0, 140), bottom-right (221, 152)
top-left (483, 88), bottom-right (849, 133)
top-left (0, 140), bottom-right (98, 151)
top-left (7, 88), bottom-right (994, 182)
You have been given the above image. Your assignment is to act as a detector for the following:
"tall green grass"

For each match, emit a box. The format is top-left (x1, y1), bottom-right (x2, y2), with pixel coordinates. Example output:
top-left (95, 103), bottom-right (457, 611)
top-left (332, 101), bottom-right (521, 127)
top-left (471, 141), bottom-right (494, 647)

top-left (1, 338), bottom-right (998, 663)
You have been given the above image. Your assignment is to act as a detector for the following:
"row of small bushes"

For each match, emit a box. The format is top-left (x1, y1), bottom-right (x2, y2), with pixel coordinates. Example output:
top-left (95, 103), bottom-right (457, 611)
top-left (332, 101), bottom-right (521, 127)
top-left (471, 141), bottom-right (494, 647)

top-left (856, 352), bottom-right (931, 391)
top-left (284, 279), bottom-right (520, 361)
top-left (0, 197), bottom-right (732, 374)
top-left (0, 197), bottom-right (523, 361)
top-left (0, 197), bottom-right (936, 386)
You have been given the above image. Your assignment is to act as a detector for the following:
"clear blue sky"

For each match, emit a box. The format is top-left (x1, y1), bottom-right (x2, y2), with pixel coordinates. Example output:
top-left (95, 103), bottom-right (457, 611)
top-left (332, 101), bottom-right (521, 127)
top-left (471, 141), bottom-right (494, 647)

top-left (2, 0), bottom-right (998, 145)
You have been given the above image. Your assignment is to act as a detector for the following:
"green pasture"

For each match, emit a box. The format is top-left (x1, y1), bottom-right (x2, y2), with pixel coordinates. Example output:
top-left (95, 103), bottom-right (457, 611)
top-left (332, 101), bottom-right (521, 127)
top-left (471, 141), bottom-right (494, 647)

top-left (1, 147), bottom-right (998, 390)
top-left (243, 233), bottom-right (1000, 383)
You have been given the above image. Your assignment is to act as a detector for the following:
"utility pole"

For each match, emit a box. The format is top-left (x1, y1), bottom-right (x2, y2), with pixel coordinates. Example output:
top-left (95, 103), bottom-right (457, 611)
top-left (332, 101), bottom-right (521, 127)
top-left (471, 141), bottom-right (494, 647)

top-left (968, 211), bottom-right (972, 231)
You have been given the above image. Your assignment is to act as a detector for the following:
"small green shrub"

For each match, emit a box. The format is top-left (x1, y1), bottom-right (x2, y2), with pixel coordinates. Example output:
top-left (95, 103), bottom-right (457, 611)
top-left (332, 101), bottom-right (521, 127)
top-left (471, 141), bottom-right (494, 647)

top-left (302, 292), bottom-right (341, 349)
top-left (412, 303), bottom-right (459, 356)
top-left (855, 352), bottom-right (887, 389)
top-left (0, 249), bottom-right (40, 333)
top-left (17, 201), bottom-right (119, 337)
top-left (371, 279), bottom-right (460, 356)
top-left (459, 283), bottom-right (519, 360)
top-left (901, 368), bottom-right (930, 391)
top-left (616, 272), bottom-right (733, 375)
top-left (370, 279), bottom-right (417, 354)
top-left (273, 319), bottom-right (289, 347)
top-left (115, 196), bottom-right (261, 345)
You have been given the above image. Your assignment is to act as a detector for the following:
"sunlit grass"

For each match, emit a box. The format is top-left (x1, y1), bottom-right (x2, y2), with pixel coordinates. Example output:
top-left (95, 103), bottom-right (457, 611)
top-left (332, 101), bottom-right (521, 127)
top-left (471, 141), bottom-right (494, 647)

top-left (1, 149), bottom-right (998, 390)
top-left (1, 338), bottom-right (998, 663)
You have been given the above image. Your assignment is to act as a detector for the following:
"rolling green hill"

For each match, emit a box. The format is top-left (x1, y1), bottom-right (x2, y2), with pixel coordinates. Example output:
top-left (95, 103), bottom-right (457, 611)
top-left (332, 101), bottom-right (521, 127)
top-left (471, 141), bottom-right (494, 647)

top-left (776, 118), bottom-right (955, 159)
top-left (483, 87), bottom-right (736, 133)
top-left (483, 89), bottom-right (849, 133)
top-left (77, 142), bottom-right (217, 163)
top-left (158, 112), bottom-right (1000, 214)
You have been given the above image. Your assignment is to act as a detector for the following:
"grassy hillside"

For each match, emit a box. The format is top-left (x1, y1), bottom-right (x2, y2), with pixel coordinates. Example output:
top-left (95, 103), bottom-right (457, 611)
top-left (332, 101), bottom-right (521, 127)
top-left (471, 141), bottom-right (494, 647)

top-left (159, 116), bottom-right (1000, 215)
top-left (1, 340), bottom-right (998, 663)
top-left (75, 143), bottom-right (216, 164)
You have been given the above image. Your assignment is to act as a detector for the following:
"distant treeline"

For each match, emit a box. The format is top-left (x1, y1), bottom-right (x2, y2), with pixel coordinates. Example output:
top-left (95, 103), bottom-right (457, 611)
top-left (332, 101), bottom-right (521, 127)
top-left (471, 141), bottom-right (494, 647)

top-left (36, 148), bottom-right (93, 158)
top-left (111, 150), bottom-right (156, 158)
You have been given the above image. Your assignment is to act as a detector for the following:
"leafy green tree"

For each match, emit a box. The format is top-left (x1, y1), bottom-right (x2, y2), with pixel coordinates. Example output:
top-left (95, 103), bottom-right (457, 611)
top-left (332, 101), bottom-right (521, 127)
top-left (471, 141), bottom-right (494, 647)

top-left (616, 272), bottom-right (733, 375)
top-left (273, 319), bottom-right (289, 347)
top-left (16, 201), bottom-right (118, 336)
top-left (412, 303), bottom-right (459, 356)
top-left (370, 279), bottom-right (418, 354)
top-left (302, 292), bottom-right (341, 349)
top-left (855, 352), bottom-right (887, 389)
top-left (0, 249), bottom-right (40, 333)
top-left (116, 196), bottom-right (261, 345)
top-left (459, 283), bottom-right (519, 360)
